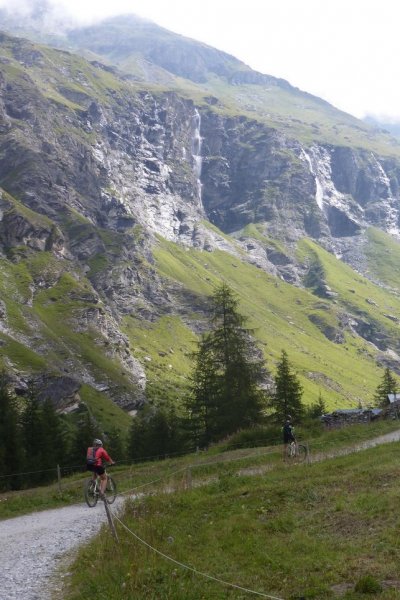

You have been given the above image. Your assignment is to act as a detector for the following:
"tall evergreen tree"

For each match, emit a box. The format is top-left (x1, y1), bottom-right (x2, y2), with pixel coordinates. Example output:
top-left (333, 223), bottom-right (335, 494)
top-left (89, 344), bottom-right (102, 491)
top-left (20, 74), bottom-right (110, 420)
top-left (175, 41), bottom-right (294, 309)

top-left (21, 388), bottom-right (45, 486)
top-left (69, 411), bottom-right (101, 468)
top-left (0, 373), bottom-right (23, 490)
top-left (188, 283), bottom-right (267, 444)
top-left (270, 350), bottom-right (304, 423)
top-left (106, 426), bottom-right (126, 462)
top-left (39, 398), bottom-right (67, 475)
top-left (374, 367), bottom-right (398, 407)
top-left (128, 405), bottom-right (183, 461)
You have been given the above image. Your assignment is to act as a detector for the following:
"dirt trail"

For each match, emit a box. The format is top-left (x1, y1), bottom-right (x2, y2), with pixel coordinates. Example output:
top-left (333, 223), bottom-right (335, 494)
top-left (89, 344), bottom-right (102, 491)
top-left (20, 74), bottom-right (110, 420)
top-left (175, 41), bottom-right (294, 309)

top-left (0, 497), bottom-right (124, 600)
top-left (2, 429), bottom-right (400, 600)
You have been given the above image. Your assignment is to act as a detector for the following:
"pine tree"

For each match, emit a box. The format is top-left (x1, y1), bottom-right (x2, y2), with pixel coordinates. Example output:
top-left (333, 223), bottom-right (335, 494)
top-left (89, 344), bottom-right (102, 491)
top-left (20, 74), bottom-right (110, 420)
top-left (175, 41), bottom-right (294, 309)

top-left (270, 350), bottom-right (304, 423)
top-left (69, 411), bottom-right (101, 468)
top-left (128, 411), bottom-right (151, 461)
top-left (188, 283), bottom-right (267, 444)
top-left (39, 398), bottom-right (67, 479)
top-left (0, 373), bottom-right (23, 490)
top-left (105, 426), bottom-right (126, 462)
top-left (20, 388), bottom-right (45, 486)
top-left (304, 253), bottom-right (327, 297)
top-left (128, 405), bottom-right (183, 461)
top-left (306, 391), bottom-right (326, 419)
top-left (374, 367), bottom-right (398, 407)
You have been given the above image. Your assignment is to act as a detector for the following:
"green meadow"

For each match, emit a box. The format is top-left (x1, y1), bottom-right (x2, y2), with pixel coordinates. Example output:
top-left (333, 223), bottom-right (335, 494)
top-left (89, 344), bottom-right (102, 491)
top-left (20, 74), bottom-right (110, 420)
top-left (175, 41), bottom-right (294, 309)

top-left (63, 420), bottom-right (400, 600)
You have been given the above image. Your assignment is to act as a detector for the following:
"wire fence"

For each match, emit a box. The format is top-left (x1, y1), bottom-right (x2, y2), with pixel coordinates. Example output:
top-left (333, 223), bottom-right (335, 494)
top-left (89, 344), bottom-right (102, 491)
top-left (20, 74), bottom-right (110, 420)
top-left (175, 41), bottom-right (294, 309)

top-left (2, 424), bottom-right (396, 494)
top-left (0, 435), bottom-right (286, 484)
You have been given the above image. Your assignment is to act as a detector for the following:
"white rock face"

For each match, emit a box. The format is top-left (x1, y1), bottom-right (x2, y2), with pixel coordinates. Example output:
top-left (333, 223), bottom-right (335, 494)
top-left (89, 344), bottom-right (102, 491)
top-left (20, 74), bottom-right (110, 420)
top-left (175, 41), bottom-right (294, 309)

top-left (301, 145), bottom-right (363, 222)
top-left (370, 153), bottom-right (400, 237)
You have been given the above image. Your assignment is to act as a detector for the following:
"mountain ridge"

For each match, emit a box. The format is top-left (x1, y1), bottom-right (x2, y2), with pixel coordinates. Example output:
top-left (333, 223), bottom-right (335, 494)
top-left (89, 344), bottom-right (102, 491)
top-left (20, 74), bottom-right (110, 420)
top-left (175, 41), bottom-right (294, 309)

top-left (0, 13), bottom-right (400, 428)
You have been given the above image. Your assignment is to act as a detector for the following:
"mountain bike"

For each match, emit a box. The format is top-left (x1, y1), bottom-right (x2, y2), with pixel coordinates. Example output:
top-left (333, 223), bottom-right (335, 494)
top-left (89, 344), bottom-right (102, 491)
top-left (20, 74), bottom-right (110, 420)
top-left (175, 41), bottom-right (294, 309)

top-left (84, 468), bottom-right (117, 507)
top-left (286, 440), bottom-right (308, 463)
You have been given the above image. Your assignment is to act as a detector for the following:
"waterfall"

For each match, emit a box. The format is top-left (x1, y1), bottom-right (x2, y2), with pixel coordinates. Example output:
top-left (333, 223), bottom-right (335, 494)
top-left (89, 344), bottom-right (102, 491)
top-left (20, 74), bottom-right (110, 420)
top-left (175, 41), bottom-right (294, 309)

top-left (370, 153), bottom-right (400, 236)
top-left (301, 149), bottom-right (324, 209)
top-left (192, 109), bottom-right (203, 200)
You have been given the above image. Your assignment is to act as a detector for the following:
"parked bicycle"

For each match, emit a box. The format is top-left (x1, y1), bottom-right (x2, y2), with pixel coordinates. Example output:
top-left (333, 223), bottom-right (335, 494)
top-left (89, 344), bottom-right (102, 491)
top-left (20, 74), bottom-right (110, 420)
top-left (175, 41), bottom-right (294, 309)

top-left (84, 468), bottom-right (117, 507)
top-left (286, 440), bottom-right (308, 463)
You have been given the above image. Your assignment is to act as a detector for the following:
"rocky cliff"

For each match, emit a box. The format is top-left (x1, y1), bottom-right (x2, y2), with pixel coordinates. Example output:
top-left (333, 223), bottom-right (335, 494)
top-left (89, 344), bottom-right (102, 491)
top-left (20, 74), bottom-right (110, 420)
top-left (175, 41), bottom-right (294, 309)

top-left (1, 15), bottom-right (400, 418)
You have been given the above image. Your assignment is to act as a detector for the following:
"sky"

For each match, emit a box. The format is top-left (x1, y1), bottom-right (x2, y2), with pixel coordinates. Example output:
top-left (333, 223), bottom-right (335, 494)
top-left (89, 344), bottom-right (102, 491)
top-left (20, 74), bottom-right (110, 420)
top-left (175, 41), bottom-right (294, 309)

top-left (1, 0), bottom-right (400, 121)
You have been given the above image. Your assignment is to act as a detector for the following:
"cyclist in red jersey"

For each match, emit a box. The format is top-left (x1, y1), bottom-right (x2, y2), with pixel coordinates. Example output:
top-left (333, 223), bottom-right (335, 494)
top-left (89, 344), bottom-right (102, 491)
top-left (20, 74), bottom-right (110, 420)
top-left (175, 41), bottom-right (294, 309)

top-left (86, 438), bottom-right (115, 498)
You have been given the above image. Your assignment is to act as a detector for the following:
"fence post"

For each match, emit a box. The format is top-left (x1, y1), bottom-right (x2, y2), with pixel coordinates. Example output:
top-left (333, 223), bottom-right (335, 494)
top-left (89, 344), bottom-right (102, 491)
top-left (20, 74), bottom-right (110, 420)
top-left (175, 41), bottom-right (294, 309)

top-left (57, 464), bottom-right (62, 494)
top-left (103, 500), bottom-right (119, 543)
top-left (186, 467), bottom-right (192, 490)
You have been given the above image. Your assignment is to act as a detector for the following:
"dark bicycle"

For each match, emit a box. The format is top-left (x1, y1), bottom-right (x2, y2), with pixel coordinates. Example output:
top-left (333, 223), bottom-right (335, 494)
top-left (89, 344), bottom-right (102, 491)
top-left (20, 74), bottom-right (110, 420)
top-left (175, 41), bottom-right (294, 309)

top-left (286, 440), bottom-right (308, 463)
top-left (84, 468), bottom-right (117, 507)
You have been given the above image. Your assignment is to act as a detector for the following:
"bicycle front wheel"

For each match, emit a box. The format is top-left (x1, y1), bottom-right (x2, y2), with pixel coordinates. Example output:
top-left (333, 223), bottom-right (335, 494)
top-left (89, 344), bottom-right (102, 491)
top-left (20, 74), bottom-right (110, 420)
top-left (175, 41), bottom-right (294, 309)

top-left (296, 444), bottom-right (308, 463)
top-left (84, 479), bottom-right (98, 507)
top-left (105, 476), bottom-right (117, 504)
top-left (286, 442), bottom-right (296, 459)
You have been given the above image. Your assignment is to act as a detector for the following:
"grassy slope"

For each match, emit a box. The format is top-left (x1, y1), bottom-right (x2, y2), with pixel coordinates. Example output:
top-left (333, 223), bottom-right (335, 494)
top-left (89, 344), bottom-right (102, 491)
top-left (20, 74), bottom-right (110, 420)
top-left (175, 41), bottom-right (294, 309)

top-left (124, 234), bottom-right (400, 411)
top-left (63, 420), bottom-right (400, 600)
top-left (365, 227), bottom-right (400, 291)
top-left (0, 232), bottom-right (133, 435)
top-left (0, 419), bottom-right (396, 517)
top-left (199, 77), bottom-right (400, 156)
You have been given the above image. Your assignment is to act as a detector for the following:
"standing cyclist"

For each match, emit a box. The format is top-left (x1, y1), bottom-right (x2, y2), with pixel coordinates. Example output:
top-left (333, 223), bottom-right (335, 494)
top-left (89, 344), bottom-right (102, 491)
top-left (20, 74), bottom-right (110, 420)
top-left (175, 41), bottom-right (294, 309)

top-left (86, 438), bottom-right (115, 498)
top-left (282, 415), bottom-right (296, 460)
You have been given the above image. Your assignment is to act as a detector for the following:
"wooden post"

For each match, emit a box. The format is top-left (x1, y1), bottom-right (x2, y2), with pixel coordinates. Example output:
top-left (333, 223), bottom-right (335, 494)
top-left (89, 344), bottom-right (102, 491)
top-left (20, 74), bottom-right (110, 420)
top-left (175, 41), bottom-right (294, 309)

top-left (57, 464), bottom-right (62, 494)
top-left (103, 499), bottom-right (119, 542)
top-left (186, 467), bottom-right (192, 490)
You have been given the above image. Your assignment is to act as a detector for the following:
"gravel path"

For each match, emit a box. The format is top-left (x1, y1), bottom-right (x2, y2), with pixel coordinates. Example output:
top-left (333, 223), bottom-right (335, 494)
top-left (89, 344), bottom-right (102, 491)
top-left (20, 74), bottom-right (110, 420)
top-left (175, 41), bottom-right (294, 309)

top-left (2, 428), bottom-right (400, 600)
top-left (0, 498), bottom-right (123, 600)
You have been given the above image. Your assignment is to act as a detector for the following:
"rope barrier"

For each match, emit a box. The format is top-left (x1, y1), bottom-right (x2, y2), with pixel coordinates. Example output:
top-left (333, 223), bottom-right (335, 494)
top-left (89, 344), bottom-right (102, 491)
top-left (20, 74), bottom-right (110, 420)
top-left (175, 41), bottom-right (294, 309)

top-left (0, 436), bottom-right (287, 481)
top-left (112, 512), bottom-right (285, 600)
top-left (0, 466), bottom-right (59, 479)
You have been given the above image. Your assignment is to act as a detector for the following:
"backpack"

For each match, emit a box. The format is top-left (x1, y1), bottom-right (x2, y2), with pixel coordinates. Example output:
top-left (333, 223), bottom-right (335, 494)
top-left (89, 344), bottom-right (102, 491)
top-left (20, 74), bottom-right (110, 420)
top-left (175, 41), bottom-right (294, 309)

top-left (86, 446), bottom-right (98, 466)
top-left (283, 423), bottom-right (293, 436)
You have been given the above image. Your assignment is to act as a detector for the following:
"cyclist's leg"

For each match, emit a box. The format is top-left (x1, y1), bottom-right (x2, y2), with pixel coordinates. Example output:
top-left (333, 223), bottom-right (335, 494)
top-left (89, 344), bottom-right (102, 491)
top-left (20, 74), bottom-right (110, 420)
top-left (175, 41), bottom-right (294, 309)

top-left (97, 467), bottom-right (107, 496)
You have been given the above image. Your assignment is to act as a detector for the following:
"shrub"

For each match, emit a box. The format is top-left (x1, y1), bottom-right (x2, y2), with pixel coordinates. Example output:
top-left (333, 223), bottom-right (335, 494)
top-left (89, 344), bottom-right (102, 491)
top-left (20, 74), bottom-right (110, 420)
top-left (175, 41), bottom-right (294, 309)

top-left (221, 425), bottom-right (281, 451)
top-left (354, 575), bottom-right (382, 594)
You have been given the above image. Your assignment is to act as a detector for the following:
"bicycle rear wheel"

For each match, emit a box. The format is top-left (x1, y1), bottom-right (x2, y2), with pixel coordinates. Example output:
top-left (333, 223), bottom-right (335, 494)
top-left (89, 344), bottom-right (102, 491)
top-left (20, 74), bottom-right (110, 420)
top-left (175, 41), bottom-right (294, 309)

top-left (84, 479), bottom-right (98, 507)
top-left (105, 476), bottom-right (117, 504)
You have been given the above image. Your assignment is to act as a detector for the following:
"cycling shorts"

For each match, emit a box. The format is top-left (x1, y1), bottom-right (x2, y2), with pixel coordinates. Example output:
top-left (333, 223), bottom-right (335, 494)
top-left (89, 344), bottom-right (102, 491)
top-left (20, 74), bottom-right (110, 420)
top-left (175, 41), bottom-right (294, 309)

top-left (86, 464), bottom-right (105, 475)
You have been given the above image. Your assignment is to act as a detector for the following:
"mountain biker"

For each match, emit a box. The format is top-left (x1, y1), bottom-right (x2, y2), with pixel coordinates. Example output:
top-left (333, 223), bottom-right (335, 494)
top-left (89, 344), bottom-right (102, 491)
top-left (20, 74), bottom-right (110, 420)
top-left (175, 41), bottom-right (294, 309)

top-left (282, 415), bottom-right (296, 460)
top-left (86, 438), bottom-right (115, 498)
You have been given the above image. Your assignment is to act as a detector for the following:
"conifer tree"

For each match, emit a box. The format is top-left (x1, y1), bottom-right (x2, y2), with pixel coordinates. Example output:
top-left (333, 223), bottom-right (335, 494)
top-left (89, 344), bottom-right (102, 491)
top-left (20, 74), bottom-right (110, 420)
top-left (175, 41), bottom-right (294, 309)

top-left (70, 411), bottom-right (101, 468)
top-left (0, 373), bottom-right (23, 490)
top-left (21, 388), bottom-right (45, 486)
top-left (270, 350), bottom-right (304, 423)
top-left (374, 367), bottom-right (398, 407)
top-left (128, 405), bottom-right (182, 461)
top-left (306, 391), bottom-right (326, 419)
top-left (39, 398), bottom-right (67, 476)
top-left (105, 426), bottom-right (126, 462)
top-left (188, 283), bottom-right (267, 444)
